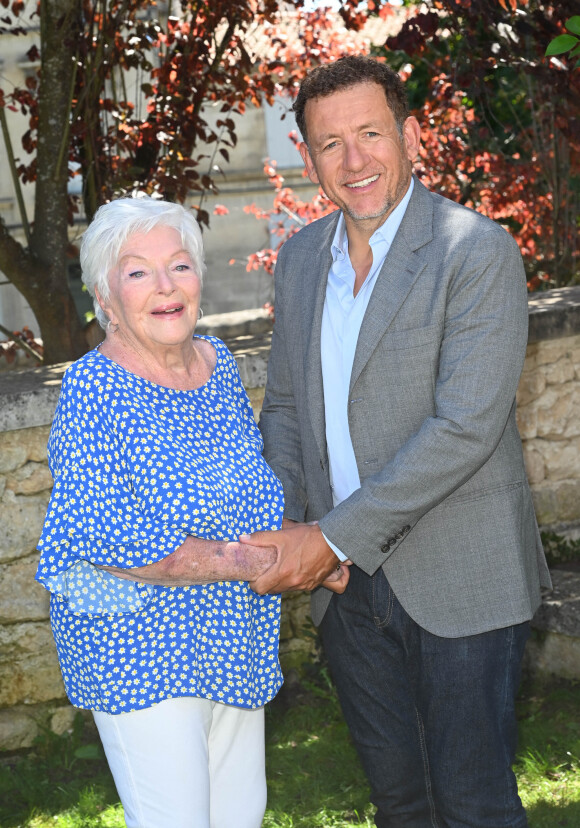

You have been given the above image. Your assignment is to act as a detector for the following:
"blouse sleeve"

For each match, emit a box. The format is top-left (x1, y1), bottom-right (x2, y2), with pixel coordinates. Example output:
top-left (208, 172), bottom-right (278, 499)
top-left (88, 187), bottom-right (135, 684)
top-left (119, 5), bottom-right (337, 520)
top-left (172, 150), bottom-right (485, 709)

top-left (36, 366), bottom-right (188, 615)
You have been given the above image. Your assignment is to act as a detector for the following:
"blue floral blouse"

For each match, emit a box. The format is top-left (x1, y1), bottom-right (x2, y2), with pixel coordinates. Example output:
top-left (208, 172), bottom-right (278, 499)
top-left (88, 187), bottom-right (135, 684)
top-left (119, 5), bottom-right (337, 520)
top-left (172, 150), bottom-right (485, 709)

top-left (36, 337), bottom-right (284, 714)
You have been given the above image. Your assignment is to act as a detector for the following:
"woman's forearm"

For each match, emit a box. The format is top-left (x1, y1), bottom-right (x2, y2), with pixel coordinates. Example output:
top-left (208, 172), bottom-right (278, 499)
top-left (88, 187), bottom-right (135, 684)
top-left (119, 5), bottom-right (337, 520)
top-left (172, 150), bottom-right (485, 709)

top-left (100, 536), bottom-right (277, 586)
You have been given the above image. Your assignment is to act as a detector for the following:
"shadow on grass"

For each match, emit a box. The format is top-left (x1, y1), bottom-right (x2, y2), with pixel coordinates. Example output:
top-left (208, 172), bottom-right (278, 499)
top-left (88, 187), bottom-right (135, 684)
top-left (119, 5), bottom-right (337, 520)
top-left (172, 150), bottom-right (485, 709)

top-left (527, 801), bottom-right (580, 828)
top-left (263, 674), bottom-right (372, 827)
top-left (0, 716), bottom-right (119, 828)
top-left (1, 673), bottom-right (578, 828)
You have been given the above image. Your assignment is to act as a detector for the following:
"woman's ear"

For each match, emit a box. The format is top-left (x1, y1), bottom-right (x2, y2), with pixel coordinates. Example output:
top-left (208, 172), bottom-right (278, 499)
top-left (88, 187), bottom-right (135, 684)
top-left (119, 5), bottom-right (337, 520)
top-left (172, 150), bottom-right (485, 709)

top-left (95, 287), bottom-right (114, 325)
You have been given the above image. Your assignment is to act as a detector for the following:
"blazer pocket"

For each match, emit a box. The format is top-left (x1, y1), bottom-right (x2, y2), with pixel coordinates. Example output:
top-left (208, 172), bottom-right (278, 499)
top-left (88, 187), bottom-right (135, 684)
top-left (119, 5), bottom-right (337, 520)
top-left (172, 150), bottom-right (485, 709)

top-left (379, 322), bottom-right (441, 351)
top-left (443, 480), bottom-right (524, 507)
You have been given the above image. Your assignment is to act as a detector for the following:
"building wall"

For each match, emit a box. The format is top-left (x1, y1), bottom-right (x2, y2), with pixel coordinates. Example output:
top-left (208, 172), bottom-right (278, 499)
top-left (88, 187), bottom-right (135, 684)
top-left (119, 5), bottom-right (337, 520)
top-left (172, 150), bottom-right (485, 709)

top-left (0, 23), bottom-right (316, 330)
top-left (0, 15), bottom-right (39, 332)
top-left (0, 9), bottom-right (401, 331)
top-left (0, 288), bottom-right (579, 752)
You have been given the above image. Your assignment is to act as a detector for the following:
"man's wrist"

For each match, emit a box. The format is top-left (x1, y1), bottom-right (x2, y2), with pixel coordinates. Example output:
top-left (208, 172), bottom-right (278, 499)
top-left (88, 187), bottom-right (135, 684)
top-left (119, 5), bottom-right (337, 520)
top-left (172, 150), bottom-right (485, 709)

top-left (320, 530), bottom-right (348, 562)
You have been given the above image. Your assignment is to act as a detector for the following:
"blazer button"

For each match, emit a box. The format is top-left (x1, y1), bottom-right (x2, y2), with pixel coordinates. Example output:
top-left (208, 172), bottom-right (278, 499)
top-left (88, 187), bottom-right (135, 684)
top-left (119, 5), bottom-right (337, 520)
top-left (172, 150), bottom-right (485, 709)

top-left (381, 543), bottom-right (390, 554)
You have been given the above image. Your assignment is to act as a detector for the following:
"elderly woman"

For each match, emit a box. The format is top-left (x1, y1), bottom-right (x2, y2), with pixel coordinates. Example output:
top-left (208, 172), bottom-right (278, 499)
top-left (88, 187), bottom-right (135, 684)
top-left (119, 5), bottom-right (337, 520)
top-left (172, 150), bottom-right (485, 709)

top-left (36, 196), bottom-right (350, 828)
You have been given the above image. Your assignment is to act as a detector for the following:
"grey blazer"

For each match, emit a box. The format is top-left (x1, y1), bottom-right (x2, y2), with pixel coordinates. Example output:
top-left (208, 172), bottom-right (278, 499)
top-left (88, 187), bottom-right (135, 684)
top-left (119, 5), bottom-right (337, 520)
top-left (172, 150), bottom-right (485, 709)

top-left (259, 177), bottom-right (551, 637)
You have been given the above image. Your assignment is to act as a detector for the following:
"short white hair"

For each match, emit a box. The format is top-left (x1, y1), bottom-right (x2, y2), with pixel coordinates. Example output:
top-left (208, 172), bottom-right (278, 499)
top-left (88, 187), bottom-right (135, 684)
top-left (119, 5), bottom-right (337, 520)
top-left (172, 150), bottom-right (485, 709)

top-left (80, 196), bottom-right (207, 329)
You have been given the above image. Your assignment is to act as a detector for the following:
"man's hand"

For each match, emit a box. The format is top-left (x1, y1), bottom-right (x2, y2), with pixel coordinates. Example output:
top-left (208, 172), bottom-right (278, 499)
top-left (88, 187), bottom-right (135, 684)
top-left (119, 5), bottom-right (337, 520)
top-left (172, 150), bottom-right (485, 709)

top-left (245, 522), bottom-right (348, 594)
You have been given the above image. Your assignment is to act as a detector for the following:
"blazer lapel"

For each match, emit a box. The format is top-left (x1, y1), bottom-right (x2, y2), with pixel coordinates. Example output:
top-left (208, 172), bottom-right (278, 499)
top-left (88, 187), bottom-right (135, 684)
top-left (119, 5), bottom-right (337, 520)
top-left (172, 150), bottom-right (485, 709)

top-left (350, 179), bottom-right (434, 392)
top-left (304, 212), bottom-right (339, 461)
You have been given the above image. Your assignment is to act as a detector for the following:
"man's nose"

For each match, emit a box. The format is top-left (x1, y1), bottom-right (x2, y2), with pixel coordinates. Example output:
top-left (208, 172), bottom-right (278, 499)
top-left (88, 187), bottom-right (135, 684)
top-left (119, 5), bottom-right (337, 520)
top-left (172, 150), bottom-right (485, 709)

top-left (343, 139), bottom-right (368, 171)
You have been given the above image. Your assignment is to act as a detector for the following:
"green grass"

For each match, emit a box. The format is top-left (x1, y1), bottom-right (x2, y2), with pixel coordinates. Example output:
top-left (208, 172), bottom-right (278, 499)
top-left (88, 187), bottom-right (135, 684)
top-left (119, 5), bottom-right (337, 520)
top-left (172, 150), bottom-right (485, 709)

top-left (1, 671), bottom-right (579, 828)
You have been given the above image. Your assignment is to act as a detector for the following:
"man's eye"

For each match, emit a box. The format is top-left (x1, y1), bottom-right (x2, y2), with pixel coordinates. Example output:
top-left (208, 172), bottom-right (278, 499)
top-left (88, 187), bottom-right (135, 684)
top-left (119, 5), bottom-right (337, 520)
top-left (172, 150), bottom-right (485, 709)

top-left (323, 141), bottom-right (338, 151)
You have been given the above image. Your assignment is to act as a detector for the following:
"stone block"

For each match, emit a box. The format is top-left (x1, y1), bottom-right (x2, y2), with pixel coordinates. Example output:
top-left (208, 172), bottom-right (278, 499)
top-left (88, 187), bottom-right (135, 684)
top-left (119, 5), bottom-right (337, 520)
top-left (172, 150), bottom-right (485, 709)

top-left (532, 480), bottom-right (580, 525)
top-left (246, 387), bottom-right (265, 421)
top-left (533, 570), bottom-right (580, 637)
top-left (550, 480), bottom-right (580, 523)
top-left (50, 705), bottom-right (78, 736)
top-left (0, 706), bottom-right (39, 751)
top-left (535, 336), bottom-right (579, 367)
top-left (6, 461), bottom-right (54, 495)
top-left (522, 446), bottom-right (545, 485)
top-left (516, 405), bottom-right (537, 440)
top-left (525, 570), bottom-right (580, 681)
top-left (24, 425), bottom-right (51, 462)
top-left (0, 555), bottom-right (50, 622)
top-left (0, 648), bottom-right (64, 707)
top-left (0, 623), bottom-right (64, 706)
top-left (531, 486), bottom-right (559, 526)
top-left (525, 631), bottom-right (580, 681)
top-left (563, 387), bottom-right (580, 438)
top-left (538, 439), bottom-right (580, 482)
top-left (536, 388), bottom-right (577, 439)
top-left (281, 592), bottom-right (314, 639)
top-left (574, 351), bottom-right (580, 381)
top-left (0, 489), bottom-right (50, 563)
top-left (0, 703), bottom-right (79, 751)
top-left (0, 439), bottom-right (27, 474)
top-left (541, 357), bottom-right (576, 385)
top-left (521, 343), bottom-right (539, 371)
top-left (516, 371), bottom-right (546, 407)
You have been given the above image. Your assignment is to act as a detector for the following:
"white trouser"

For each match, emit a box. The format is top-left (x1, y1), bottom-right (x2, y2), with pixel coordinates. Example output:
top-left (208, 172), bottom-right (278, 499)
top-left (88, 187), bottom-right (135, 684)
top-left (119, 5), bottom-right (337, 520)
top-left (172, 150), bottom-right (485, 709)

top-left (93, 696), bottom-right (266, 828)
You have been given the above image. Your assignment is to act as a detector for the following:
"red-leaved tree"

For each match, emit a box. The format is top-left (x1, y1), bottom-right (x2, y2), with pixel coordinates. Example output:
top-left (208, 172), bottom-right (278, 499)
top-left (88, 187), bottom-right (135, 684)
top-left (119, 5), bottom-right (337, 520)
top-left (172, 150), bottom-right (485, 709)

top-left (245, 1), bottom-right (579, 291)
top-left (0, 0), bottom-right (395, 364)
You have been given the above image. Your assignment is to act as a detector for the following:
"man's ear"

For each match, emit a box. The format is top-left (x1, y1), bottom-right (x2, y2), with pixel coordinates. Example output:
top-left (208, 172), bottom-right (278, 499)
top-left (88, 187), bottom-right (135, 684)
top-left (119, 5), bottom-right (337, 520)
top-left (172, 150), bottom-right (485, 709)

top-left (299, 142), bottom-right (320, 185)
top-left (403, 116), bottom-right (421, 162)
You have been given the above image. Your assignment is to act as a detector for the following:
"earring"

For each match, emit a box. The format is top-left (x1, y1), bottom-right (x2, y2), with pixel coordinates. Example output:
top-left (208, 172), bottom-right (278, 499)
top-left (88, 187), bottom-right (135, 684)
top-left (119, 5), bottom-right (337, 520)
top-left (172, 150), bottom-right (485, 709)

top-left (107, 319), bottom-right (119, 333)
top-left (198, 308), bottom-right (204, 320)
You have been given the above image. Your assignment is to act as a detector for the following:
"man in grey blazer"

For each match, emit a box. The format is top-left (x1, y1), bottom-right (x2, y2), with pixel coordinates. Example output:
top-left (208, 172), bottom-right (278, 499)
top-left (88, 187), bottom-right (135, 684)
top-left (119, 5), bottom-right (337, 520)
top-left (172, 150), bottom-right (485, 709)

top-left (247, 56), bottom-right (551, 827)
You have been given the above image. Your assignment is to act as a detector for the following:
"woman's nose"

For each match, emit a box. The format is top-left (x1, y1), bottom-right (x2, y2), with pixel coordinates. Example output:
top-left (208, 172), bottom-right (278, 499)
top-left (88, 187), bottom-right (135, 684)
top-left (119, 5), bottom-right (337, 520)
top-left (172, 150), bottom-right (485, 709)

top-left (155, 268), bottom-right (175, 293)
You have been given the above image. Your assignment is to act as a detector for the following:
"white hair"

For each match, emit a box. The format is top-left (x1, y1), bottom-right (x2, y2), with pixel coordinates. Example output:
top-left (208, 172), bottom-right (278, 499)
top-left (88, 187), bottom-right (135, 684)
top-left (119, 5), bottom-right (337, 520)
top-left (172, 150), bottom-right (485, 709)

top-left (80, 196), bottom-right (207, 329)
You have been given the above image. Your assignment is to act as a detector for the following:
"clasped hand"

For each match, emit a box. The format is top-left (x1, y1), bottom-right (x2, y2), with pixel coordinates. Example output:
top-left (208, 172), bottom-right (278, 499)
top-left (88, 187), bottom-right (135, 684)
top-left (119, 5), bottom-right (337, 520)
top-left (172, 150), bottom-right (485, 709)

top-left (244, 520), bottom-right (351, 595)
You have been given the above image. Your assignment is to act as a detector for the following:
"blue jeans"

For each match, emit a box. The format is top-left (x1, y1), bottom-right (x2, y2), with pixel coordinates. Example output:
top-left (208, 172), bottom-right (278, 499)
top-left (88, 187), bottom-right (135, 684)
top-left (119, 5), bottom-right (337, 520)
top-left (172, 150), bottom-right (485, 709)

top-left (319, 566), bottom-right (529, 828)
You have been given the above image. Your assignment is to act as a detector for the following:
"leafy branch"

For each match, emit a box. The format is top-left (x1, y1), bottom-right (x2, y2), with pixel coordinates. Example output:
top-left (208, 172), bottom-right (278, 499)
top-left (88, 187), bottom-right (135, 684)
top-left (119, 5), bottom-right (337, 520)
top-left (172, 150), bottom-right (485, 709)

top-left (545, 16), bottom-right (580, 65)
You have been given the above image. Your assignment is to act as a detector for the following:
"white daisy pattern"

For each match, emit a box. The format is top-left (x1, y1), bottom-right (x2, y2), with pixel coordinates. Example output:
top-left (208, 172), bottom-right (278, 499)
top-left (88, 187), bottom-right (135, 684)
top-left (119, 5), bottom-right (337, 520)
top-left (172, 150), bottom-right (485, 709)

top-left (36, 336), bottom-right (284, 714)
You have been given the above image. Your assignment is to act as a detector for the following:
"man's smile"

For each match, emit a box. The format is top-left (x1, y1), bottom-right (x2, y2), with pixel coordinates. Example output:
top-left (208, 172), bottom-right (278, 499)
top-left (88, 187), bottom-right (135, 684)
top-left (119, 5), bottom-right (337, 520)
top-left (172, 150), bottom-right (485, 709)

top-left (345, 174), bottom-right (380, 189)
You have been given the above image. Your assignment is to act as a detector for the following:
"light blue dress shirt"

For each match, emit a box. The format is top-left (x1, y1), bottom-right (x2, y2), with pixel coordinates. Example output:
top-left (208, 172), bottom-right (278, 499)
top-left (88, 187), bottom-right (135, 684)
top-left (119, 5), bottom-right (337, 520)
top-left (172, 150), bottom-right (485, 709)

top-left (321, 180), bottom-right (414, 561)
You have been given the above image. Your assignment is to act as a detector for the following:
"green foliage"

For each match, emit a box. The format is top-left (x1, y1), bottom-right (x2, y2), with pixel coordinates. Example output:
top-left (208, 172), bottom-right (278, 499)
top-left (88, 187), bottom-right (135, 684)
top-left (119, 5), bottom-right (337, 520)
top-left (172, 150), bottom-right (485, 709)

top-left (545, 17), bottom-right (580, 62)
top-left (540, 531), bottom-right (580, 568)
top-left (381, 1), bottom-right (580, 291)
top-left (0, 713), bottom-right (119, 827)
top-left (516, 678), bottom-right (580, 824)
top-left (2, 677), bottom-right (580, 826)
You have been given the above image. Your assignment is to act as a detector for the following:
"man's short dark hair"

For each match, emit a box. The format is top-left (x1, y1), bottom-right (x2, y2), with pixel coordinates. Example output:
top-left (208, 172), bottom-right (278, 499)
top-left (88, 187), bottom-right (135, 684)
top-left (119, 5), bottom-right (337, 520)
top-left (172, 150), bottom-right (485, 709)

top-left (293, 56), bottom-right (409, 145)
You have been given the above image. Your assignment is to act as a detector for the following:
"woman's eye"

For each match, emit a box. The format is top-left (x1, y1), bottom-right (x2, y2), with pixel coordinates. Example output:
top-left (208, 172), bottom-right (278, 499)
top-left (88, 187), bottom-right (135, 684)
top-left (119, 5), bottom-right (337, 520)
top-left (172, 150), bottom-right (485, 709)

top-left (175, 264), bottom-right (191, 272)
top-left (128, 270), bottom-right (145, 279)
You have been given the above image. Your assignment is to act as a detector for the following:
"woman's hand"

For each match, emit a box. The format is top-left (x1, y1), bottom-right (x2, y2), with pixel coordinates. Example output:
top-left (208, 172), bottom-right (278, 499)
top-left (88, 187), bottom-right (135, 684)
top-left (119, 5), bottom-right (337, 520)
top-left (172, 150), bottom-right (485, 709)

top-left (98, 536), bottom-right (278, 586)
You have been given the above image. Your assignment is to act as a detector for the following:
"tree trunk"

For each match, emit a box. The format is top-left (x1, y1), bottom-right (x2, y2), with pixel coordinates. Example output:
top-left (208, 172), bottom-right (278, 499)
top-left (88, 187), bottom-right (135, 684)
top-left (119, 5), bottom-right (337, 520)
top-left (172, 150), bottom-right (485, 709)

top-left (29, 0), bottom-right (87, 364)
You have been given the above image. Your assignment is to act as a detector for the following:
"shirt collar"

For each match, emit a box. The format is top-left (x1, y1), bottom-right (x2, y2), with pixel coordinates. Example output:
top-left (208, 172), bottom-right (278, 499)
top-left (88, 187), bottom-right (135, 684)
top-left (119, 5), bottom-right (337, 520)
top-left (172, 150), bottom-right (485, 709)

top-left (331, 176), bottom-right (415, 261)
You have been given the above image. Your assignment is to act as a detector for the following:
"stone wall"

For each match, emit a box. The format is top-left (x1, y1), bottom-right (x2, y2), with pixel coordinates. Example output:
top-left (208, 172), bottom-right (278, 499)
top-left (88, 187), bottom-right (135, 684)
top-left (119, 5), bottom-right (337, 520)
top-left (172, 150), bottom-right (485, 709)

top-left (517, 290), bottom-right (580, 535)
top-left (0, 290), bottom-right (579, 752)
